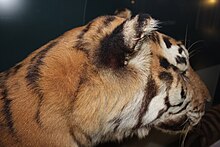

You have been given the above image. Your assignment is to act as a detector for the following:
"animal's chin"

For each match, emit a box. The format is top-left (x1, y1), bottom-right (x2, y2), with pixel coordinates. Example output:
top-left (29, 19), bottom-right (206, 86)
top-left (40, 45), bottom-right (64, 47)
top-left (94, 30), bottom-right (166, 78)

top-left (155, 115), bottom-right (192, 133)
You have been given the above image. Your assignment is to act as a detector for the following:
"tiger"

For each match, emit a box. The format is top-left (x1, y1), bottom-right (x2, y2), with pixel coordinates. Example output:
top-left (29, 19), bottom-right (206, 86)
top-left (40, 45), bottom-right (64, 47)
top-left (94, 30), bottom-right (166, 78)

top-left (0, 10), bottom-right (210, 147)
top-left (183, 103), bottom-right (220, 147)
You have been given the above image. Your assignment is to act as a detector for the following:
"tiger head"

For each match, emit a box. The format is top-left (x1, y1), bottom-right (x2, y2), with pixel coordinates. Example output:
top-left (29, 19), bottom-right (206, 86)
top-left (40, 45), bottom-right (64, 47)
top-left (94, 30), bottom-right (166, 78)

top-left (74, 13), bottom-right (211, 143)
top-left (0, 10), bottom-right (210, 147)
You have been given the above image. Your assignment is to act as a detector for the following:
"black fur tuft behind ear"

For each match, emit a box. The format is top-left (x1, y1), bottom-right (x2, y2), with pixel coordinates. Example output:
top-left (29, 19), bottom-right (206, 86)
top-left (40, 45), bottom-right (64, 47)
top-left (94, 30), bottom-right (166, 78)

top-left (98, 23), bottom-right (130, 69)
top-left (97, 14), bottom-right (158, 69)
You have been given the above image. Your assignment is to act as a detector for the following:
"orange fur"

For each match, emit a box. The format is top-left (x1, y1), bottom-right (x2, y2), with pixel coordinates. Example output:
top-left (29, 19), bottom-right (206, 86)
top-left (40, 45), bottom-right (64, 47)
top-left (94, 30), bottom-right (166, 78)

top-left (0, 13), bottom-right (210, 147)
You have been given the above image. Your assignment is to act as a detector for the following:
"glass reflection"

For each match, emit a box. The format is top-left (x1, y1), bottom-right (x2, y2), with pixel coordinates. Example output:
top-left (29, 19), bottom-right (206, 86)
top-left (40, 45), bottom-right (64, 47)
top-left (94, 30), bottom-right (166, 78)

top-left (0, 0), bottom-right (26, 16)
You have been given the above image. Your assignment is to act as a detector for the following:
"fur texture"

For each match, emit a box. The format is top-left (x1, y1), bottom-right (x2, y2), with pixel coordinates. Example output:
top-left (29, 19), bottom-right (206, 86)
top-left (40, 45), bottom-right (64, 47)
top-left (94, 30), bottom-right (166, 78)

top-left (0, 12), bottom-right (210, 147)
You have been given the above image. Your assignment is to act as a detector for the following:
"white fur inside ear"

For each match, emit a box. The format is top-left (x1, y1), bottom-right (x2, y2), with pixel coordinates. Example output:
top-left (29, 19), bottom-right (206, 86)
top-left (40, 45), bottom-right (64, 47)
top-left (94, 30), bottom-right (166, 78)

top-left (122, 15), bottom-right (159, 49)
top-left (142, 18), bottom-right (159, 36)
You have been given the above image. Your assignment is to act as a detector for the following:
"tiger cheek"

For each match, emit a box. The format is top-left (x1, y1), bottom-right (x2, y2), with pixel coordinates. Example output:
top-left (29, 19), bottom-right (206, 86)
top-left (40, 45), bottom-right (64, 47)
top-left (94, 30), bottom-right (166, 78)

top-left (184, 67), bottom-right (211, 125)
top-left (188, 66), bottom-right (211, 103)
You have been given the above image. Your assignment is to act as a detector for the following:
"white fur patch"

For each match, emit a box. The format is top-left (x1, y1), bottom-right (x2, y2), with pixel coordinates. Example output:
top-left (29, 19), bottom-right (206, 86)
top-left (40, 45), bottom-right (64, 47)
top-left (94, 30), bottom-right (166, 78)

top-left (123, 15), bottom-right (158, 49)
top-left (117, 90), bottom-right (144, 130)
top-left (142, 18), bottom-right (158, 36)
top-left (123, 15), bottom-right (139, 48)
top-left (168, 82), bottom-right (184, 106)
top-left (100, 90), bottom-right (146, 141)
top-left (142, 86), bottom-right (167, 125)
top-left (161, 41), bottom-right (189, 72)
top-left (129, 42), bottom-right (152, 83)
top-left (136, 127), bottom-right (150, 138)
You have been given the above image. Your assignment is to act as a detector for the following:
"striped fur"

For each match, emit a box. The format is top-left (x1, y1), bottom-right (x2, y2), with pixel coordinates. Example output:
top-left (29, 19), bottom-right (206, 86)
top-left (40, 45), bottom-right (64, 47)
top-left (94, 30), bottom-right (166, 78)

top-left (184, 104), bottom-right (220, 147)
top-left (0, 11), bottom-right (210, 147)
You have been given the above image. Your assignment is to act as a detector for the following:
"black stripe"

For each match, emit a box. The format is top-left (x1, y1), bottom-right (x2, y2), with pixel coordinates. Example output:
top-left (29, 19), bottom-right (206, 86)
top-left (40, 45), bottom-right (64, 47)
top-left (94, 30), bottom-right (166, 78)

top-left (73, 76), bottom-right (86, 100)
top-left (155, 95), bottom-right (184, 121)
top-left (96, 16), bottom-right (116, 35)
top-left (156, 93), bottom-right (187, 121)
top-left (35, 92), bottom-right (44, 125)
top-left (159, 56), bottom-right (183, 74)
top-left (27, 41), bottom-right (58, 87)
top-left (108, 105), bottom-right (126, 133)
top-left (26, 41), bottom-right (58, 125)
top-left (170, 101), bottom-right (190, 115)
top-left (103, 16), bottom-right (116, 28)
top-left (176, 56), bottom-right (187, 64)
top-left (0, 65), bottom-right (22, 142)
top-left (0, 64), bottom-right (22, 80)
top-left (108, 117), bottom-right (122, 132)
top-left (77, 21), bottom-right (93, 40)
top-left (159, 56), bottom-right (170, 69)
top-left (178, 47), bottom-right (183, 54)
top-left (171, 64), bottom-right (178, 71)
top-left (163, 36), bottom-right (172, 48)
top-left (149, 32), bottom-right (160, 44)
top-left (7, 64), bottom-right (22, 77)
top-left (158, 71), bottom-right (173, 82)
top-left (165, 96), bottom-right (171, 108)
top-left (0, 81), bottom-right (19, 141)
top-left (72, 65), bottom-right (87, 100)
top-left (157, 115), bottom-right (188, 131)
top-left (1, 89), bottom-right (15, 135)
top-left (75, 21), bottom-right (93, 55)
top-left (156, 108), bottom-right (166, 120)
top-left (12, 63), bottom-right (22, 74)
top-left (181, 86), bottom-right (186, 99)
top-left (113, 118), bottom-right (121, 132)
top-left (154, 96), bottom-right (170, 120)
top-left (133, 76), bottom-right (157, 129)
top-left (69, 127), bottom-right (91, 147)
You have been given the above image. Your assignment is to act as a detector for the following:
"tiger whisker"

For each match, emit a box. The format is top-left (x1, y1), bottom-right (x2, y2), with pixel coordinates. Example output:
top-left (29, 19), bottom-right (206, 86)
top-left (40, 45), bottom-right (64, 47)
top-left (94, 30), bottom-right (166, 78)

top-left (179, 125), bottom-right (187, 147)
top-left (181, 117), bottom-right (190, 127)
top-left (189, 50), bottom-right (201, 59)
top-left (181, 125), bottom-right (191, 147)
top-left (184, 24), bottom-right (188, 47)
top-left (178, 118), bottom-right (190, 147)
top-left (187, 40), bottom-right (204, 52)
top-left (189, 46), bottom-right (202, 55)
top-left (189, 46), bottom-right (202, 58)
top-left (189, 50), bottom-right (198, 58)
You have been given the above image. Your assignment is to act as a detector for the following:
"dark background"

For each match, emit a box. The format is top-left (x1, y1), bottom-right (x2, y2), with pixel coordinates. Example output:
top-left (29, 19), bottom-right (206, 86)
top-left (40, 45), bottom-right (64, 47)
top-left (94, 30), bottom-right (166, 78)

top-left (0, 0), bottom-right (219, 72)
top-left (0, 0), bottom-right (220, 146)
top-left (1, 0), bottom-right (219, 101)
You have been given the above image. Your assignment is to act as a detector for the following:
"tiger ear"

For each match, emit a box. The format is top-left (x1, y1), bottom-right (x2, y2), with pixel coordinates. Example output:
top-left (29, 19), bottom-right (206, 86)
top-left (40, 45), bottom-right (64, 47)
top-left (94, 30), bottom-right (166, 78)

top-left (98, 14), bottom-right (158, 69)
top-left (115, 8), bottom-right (132, 19)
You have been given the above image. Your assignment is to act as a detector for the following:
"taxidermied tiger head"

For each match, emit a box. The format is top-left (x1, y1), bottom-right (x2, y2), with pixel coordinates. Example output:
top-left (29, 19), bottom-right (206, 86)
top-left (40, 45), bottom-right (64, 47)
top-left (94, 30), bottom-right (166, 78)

top-left (66, 12), bottom-right (211, 144)
top-left (0, 10), bottom-right (211, 147)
